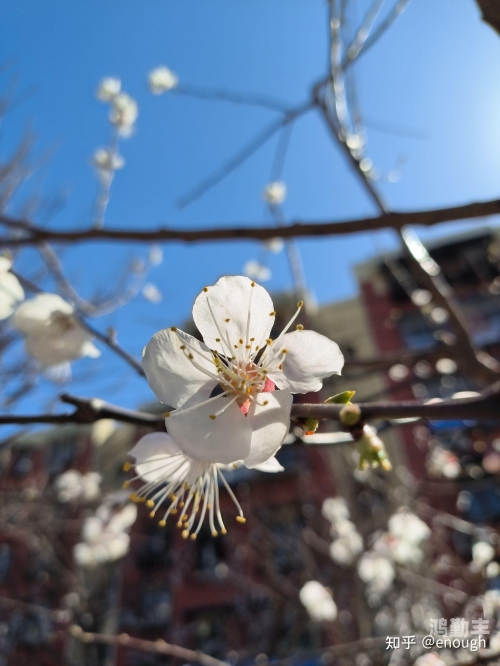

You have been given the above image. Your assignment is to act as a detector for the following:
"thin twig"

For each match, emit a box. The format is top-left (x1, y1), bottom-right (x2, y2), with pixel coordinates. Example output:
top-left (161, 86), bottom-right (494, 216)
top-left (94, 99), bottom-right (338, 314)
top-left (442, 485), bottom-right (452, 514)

top-left (69, 625), bottom-right (227, 666)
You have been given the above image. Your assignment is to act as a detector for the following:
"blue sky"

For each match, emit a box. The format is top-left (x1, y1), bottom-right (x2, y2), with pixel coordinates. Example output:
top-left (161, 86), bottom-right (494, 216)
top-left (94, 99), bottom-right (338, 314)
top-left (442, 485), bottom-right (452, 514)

top-left (2, 0), bottom-right (500, 414)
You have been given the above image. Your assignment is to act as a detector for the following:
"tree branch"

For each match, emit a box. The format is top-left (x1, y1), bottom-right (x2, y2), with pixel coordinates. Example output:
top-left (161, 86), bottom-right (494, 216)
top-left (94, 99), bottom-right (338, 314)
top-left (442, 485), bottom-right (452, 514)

top-left (0, 197), bottom-right (499, 247)
top-left (69, 625), bottom-right (227, 666)
top-left (1, 384), bottom-right (500, 429)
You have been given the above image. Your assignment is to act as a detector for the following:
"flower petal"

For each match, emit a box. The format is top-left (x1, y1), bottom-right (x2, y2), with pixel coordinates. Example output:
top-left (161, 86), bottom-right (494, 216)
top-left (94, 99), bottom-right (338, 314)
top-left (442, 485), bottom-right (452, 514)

top-left (252, 456), bottom-right (285, 473)
top-left (142, 327), bottom-right (217, 409)
top-left (13, 293), bottom-right (73, 333)
top-left (192, 275), bottom-right (275, 356)
top-left (244, 389), bottom-right (292, 468)
top-left (25, 326), bottom-right (94, 367)
top-left (167, 396), bottom-right (252, 464)
top-left (129, 432), bottom-right (190, 484)
top-left (0, 273), bottom-right (24, 320)
top-left (268, 330), bottom-right (344, 393)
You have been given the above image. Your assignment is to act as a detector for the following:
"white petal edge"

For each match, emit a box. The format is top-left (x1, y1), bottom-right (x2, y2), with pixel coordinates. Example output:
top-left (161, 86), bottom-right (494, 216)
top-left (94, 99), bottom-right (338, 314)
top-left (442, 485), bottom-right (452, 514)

top-left (167, 395), bottom-right (252, 464)
top-left (192, 275), bottom-right (275, 356)
top-left (252, 456), bottom-right (285, 473)
top-left (244, 389), bottom-right (292, 468)
top-left (268, 330), bottom-right (344, 393)
top-left (129, 432), bottom-right (190, 483)
top-left (142, 327), bottom-right (217, 409)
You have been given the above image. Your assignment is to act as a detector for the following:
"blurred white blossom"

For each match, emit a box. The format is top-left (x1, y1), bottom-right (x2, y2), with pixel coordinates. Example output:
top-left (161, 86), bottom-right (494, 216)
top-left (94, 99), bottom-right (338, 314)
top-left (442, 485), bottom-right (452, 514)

top-left (388, 511), bottom-right (430, 546)
top-left (472, 541), bottom-right (495, 570)
top-left (96, 77), bottom-right (121, 102)
top-left (148, 66), bottom-right (179, 94)
top-left (148, 245), bottom-right (163, 266)
top-left (54, 470), bottom-right (102, 503)
top-left (0, 256), bottom-right (24, 320)
top-left (109, 92), bottom-right (138, 136)
top-left (243, 260), bottom-right (271, 282)
top-left (93, 148), bottom-right (125, 172)
top-left (299, 581), bottom-right (337, 622)
top-left (264, 237), bottom-right (284, 253)
top-left (13, 293), bottom-right (100, 370)
top-left (262, 181), bottom-right (286, 206)
top-left (142, 283), bottom-right (162, 303)
top-left (73, 498), bottom-right (137, 568)
top-left (357, 552), bottom-right (395, 595)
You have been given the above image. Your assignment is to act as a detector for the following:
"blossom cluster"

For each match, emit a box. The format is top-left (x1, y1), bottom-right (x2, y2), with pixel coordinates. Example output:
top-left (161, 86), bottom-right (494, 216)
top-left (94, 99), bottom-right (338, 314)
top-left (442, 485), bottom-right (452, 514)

top-left (73, 494), bottom-right (137, 568)
top-left (127, 275), bottom-right (344, 537)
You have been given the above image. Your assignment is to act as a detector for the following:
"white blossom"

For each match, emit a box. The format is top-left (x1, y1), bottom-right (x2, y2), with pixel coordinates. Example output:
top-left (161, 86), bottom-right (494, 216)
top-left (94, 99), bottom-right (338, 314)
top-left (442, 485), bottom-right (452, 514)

top-left (73, 499), bottom-right (137, 568)
top-left (126, 432), bottom-right (283, 539)
top-left (472, 541), bottom-right (495, 569)
top-left (139, 276), bottom-right (343, 531)
top-left (0, 256), bottom-right (24, 320)
top-left (322, 497), bottom-right (350, 523)
top-left (388, 512), bottom-right (430, 546)
top-left (262, 182), bottom-right (286, 206)
top-left (263, 237), bottom-right (284, 254)
top-left (96, 77), bottom-right (121, 102)
top-left (92, 148), bottom-right (125, 172)
top-left (357, 552), bottom-right (395, 595)
top-left (54, 470), bottom-right (102, 503)
top-left (109, 92), bottom-right (138, 135)
top-left (330, 530), bottom-right (364, 565)
top-left (148, 66), bottom-right (179, 94)
top-left (414, 654), bottom-right (447, 666)
top-left (243, 260), bottom-right (271, 282)
top-left (299, 581), bottom-right (337, 622)
top-left (142, 283), bottom-right (162, 304)
top-left (13, 293), bottom-right (100, 369)
top-left (148, 245), bottom-right (163, 266)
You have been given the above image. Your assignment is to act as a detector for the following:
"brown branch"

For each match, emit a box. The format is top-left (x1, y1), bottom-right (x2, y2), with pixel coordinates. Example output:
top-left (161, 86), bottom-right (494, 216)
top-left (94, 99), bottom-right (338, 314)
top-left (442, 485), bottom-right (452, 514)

top-left (1, 198), bottom-right (499, 247)
top-left (1, 384), bottom-right (500, 429)
top-left (476, 0), bottom-right (500, 35)
top-left (69, 625), bottom-right (227, 666)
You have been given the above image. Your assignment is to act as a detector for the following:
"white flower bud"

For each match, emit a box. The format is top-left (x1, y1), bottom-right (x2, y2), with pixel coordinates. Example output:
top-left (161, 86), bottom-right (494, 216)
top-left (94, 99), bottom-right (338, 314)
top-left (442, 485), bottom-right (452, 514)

top-left (148, 66), bottom-right (179, 94)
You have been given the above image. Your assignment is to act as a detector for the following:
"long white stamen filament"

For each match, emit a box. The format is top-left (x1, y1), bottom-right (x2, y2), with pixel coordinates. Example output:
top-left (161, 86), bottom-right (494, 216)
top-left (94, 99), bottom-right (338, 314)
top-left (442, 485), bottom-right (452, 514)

top-left (217, 466), bottom-right (245, 519)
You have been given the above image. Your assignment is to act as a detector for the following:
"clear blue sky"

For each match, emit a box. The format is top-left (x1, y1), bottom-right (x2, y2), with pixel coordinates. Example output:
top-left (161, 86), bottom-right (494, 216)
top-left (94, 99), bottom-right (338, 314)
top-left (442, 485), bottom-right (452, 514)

top-left (1, 0), bottom-right (500, 415)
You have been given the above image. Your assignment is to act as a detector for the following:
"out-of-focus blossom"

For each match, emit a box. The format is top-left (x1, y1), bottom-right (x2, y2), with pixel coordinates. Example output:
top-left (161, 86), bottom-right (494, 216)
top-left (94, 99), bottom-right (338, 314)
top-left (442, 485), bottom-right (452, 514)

top-left (472, 541), bottom-right (495, 569)
top-left (330, 530), bottom-right (364, 565)
top-left (357, 552), bottom-right (395, 595)
top-left (483, 590), bottom-right (500, 619)
top-left (148, 66), bottom-right (179, 94)
top-left (109, 93), bottom-right (138, 136)
top-left (322, 497), bottom-right (350, 523)
top-left (243, 260), bottom-right (271, 282)
top-left (96, 77), bottom-right (121, 102)
top-left (148, 245), bottom-right (163, 266)
top-left (427, 445), bottom-right (461, 479)
top-left (54, 470), bottom-right (102, 503)
top-left (264, 238), bottom-right (284, 253)
top-left (435, 358), bottom-right (457, 375)
top-left (73, 499), bottom-right (137, 568)
top-left (299, 581), bottom-right (337, 622)
top-left (0, 256), bottom-right (24, 320)
top-left (262, 182), bottom-right (286, 206)
top-left (142, 283), bottom-right (162, 304)
top-left (91, 419), bottom-right (117, 448)
top-left (13, 293), bottom-right (100, 371)
top-left (93, 148), bottom-right (125, 171)
top-left (388, 512), bottom-right (430, 546)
